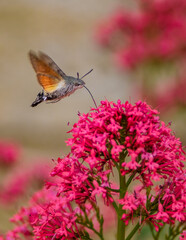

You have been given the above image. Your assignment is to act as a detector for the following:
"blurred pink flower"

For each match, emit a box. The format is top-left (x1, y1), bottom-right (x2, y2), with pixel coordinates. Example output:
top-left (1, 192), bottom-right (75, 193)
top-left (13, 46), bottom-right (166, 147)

top-left (96, 0), bottom-right (186, 69)
top-left (155, 76), bottom-right (186, 112)
top-left (0, 140), bottom-right (20, 166)
top-left (180, 230), bottom-right (186, 240)
top-left (0, 162), bottom-right (50, 204)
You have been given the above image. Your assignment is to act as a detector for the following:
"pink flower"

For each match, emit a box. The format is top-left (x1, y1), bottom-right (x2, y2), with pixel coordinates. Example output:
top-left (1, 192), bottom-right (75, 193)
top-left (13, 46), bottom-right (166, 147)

top-left (156, 203), bottom-right (169, 222)
top-left (155, 76), bottom-right (186, 112)
top-left (0, 162), bottom-right (50, 204)
top-left (96, 0), bottom-right (186, 69)
top-left (172, 211), bottom-right (185, 221)
top-left (8, 189), bottom-right (80, 240)
top-left (111, 139), bottom-right (124, 160)
top-left (180, 230), bottom-right (186, 240)
top-left (119, 192), bottom-right (140, 211)
top-left (66, 100), bottom-right (185, 188)
top-left (119, 171), bottom-right (185, 227)
top-left (0, 140), bottom-right (20, 166)
top-left (66, 100), bottom-right (185, 228)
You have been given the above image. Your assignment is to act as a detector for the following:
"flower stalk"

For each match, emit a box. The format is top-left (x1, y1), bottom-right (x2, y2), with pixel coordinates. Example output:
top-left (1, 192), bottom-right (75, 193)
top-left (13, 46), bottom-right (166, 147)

top-left (117, 171), bottom-right (126, 239)
top-left (117, 149), bottom-right (128, 239)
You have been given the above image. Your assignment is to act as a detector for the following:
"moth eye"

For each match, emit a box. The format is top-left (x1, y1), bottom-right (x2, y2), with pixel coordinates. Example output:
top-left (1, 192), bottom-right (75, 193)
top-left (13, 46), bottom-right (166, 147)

top-left (75, 82), bottom-right (80, 86)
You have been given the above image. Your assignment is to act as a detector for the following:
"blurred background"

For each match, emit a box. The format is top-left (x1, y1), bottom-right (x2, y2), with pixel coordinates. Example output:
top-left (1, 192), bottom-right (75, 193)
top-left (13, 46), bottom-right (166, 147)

top-left (0, 0), bottom-right (132, 157)
top-left (0, 0), bottom-right (185, 239)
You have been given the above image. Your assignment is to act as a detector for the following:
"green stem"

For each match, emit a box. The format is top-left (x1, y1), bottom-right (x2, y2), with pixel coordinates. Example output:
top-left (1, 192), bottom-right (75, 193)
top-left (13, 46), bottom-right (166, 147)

top-left (154, 224), bottom-right (165, 240)
top-left (77, 203), bottom-right (104, 240)
top-left (117, 172), bottom-right (125, 240)
top-left (112, 199), bottom-right (119, 213)
top-left (148, 222), bottom-right (156, 240)
top-left (126, 172), bottom-right (136, 188)
top-left (89, 227), bottom-right (103, 240)
top-left (77, 220), bottom-right (104, 240)
top-left (117, 151), bottom-right (127, 240)
top-left (126, 222), bottom-right (141, 240)
top-left (114, 161), bottom-right (119, 170)
top-left (107, 187), bottom-right (120, 193)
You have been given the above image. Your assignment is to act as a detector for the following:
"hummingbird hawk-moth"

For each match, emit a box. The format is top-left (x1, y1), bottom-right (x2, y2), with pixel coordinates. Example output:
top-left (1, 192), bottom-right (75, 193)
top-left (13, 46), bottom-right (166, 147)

top-left (29, 50), bottom-right (97, 107)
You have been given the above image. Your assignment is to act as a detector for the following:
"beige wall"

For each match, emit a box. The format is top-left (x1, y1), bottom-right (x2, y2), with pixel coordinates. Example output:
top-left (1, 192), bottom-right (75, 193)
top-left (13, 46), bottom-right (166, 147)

top-left (0, 0), bottom-right (132, 157)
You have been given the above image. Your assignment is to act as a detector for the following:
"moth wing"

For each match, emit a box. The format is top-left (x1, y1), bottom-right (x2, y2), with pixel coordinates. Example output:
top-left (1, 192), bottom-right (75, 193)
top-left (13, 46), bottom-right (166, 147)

top-left (29, 50), bottom-right (64, 80)
top-left (37, 73), bottom-right (66, 93)
top-left (38, 51), bottom-right (66, 78)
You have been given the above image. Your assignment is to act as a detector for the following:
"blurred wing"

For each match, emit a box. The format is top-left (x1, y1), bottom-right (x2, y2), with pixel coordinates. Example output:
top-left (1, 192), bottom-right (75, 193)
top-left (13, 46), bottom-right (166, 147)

top-left (29, 50), bottom-right (63, 79)
top-left (29, 50), bottom-right (66, 93)
top-left (38, 51), bottom-right (66, 78)
top-left (37, 73), bottom-right (66, 92)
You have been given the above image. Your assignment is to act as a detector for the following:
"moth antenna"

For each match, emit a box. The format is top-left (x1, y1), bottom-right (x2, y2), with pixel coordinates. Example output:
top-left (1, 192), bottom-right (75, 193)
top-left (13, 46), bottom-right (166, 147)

top-left (77, 72), bottom-right (80, 79)
top-left (80, 69), bottom-right (93, 80)
top-left (83, 85), bottom-right (98, 108)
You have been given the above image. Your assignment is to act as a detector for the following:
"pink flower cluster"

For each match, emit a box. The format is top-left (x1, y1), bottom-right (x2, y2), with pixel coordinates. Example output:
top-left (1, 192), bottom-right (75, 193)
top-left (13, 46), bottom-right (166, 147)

top-left (0, 141), bottom-right (20, 166)
top-left (180, 230), bottom-right (186, 240)
top-left (6, 189), bottom-right (80, 240)
top-left (119, 171), bottom-right (186, 230)
top-left (49, 155), bottom-right (113, 205)
top-left (5, 179), bottom-right (106, 239)
top-left (67, 100), bottom-right (185, 186)
top-left (3, 100), bottom-right (185, 239)
top-left (96, 0), bottom-right (186, 69)
top-left (0, 162), bottom-right (50, 205)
